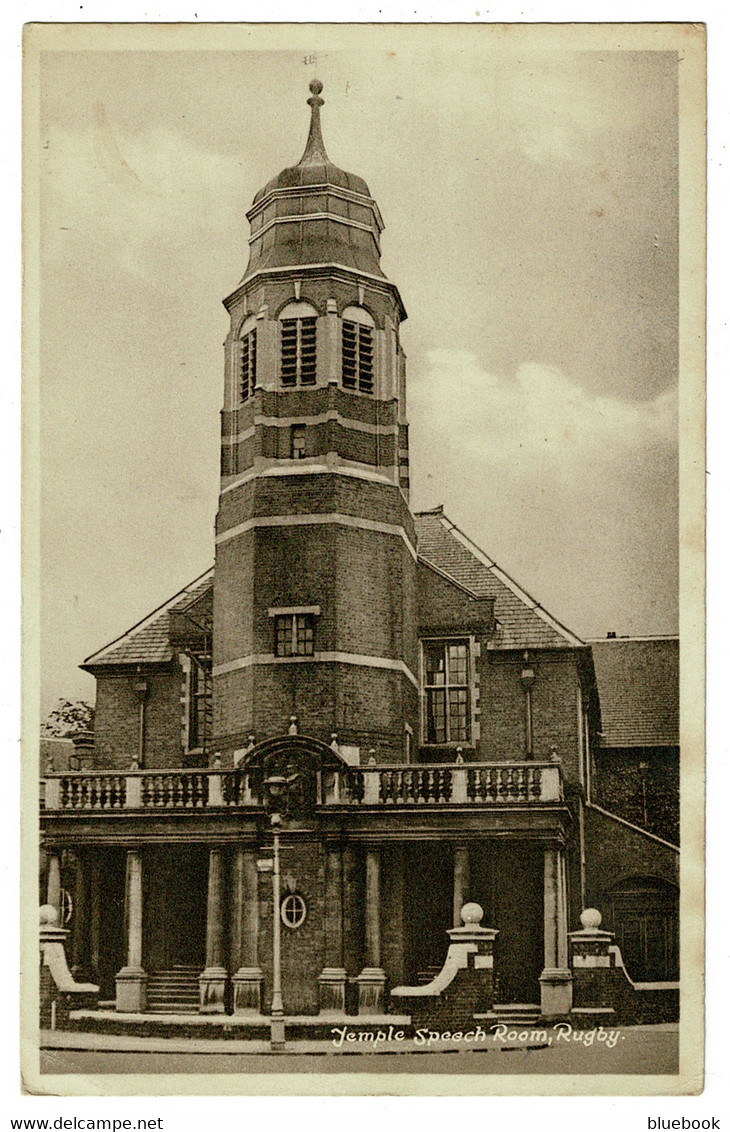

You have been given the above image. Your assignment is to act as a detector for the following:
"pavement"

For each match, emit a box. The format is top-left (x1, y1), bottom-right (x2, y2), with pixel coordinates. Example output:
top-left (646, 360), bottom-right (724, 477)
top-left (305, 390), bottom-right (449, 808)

top-left (37, 1024), bottom-right (679, 1077)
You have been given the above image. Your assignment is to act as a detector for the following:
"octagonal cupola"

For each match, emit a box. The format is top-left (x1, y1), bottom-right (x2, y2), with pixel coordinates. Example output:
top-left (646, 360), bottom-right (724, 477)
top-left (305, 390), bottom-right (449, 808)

top-left (240, 80), bottom-right (393, 285)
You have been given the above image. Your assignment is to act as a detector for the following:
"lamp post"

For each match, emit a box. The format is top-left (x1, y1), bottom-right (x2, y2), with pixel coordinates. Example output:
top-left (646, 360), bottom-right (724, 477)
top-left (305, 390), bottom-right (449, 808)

top-left (259, 772), bottom-right (296, 1052)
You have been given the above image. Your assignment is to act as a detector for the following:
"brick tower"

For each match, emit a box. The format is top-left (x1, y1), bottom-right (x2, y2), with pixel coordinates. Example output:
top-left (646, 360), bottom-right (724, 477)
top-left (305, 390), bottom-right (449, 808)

top-left (212, 80), bottom-right (418, 762)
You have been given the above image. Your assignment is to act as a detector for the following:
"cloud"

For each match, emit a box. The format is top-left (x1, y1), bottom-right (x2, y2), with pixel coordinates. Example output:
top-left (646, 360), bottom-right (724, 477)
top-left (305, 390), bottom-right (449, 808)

top-left (409, 349), bottom-right (677, 483)
top-left (408, 349), bottom-right (678, 639)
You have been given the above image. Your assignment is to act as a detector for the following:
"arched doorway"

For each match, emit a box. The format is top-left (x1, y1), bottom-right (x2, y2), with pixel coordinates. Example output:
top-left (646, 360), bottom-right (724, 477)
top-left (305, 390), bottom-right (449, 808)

top-left (605, 876), bottom-right (679, 982)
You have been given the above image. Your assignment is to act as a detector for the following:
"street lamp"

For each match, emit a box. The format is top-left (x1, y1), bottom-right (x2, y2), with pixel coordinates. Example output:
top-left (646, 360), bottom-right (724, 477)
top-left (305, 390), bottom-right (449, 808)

top-left (258, 772), bottom-right (297, 1052)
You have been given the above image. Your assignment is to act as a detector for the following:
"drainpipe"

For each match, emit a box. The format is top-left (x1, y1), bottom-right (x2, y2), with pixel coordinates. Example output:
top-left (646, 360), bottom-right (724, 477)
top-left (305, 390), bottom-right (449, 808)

top-left (520, 653), bottom-right (536, 759)
top-left (134, 676), bottom-right (149, 768)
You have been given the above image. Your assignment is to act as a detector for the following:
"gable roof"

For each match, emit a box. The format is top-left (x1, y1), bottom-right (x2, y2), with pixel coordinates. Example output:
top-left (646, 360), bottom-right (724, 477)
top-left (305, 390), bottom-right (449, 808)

top-left (589, 636), bottom-right (679, 749)
top-left (81, 508), bottom-right (585, 671)
top-left (82, 569), bottom-right (214, 669)
top-left (414, 508), bottom-right (584, 650)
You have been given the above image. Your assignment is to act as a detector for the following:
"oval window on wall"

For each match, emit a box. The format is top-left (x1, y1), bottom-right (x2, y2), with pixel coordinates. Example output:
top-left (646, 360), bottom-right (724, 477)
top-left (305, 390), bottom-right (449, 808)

top-left (280, 892), bottom-right (307, 929)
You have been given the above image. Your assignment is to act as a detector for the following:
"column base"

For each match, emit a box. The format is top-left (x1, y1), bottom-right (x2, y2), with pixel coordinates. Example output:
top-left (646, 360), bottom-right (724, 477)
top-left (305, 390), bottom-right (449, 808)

top-left (199, 966), bottom-right (228, 1014)
top-left (318, 967), bottom-right (348, 1015)
top-left (356, 967), bottom-right (386, 1015)
top-left (115, 966), bottom-right (147, 1013)
top-left (539, 968), bottom-right (573, 1018)
top-left (232, 967), bottom-right (263, 1015)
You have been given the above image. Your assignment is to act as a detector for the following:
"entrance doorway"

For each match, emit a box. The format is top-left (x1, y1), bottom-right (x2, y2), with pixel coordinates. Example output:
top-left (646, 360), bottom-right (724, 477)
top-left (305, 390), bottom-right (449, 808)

top-left (470, 841), bottom-right (544, 1004)
top-left (143, 846), bottom-right (208, 971)
top-left (402, 842), bottom-right (452, 982)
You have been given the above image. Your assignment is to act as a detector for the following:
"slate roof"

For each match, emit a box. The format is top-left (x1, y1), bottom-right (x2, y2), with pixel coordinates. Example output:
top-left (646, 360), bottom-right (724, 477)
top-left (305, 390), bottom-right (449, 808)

top-left (82, 505), bottom-right (589, 670)
top-left (82, 569), bottom-right (214, 669)
top-left (414, 508), bottom-right (584, 650)
top-left (589, 636), bottom-right (679, 749)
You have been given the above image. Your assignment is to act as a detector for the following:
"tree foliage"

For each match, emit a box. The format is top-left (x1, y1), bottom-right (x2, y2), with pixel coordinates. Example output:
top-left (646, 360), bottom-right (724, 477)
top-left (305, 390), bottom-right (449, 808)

top-left (41, 699), bottom-right (95, 738)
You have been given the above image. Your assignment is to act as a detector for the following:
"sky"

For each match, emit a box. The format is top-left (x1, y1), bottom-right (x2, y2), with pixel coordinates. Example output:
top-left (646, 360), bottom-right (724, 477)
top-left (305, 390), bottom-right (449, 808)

top-left (33, 29), bottom-right (681, 713)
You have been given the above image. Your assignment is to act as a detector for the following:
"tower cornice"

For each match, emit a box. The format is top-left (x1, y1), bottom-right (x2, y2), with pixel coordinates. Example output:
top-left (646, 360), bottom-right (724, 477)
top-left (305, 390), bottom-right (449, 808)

top-left (223, 263), bottom-right (407, 322)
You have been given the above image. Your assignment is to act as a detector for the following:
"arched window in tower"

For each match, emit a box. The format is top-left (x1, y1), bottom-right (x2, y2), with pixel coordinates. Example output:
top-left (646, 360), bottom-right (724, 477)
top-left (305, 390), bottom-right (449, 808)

top-left (341, 306), bottom-right (375, 394)
top-left (279, 302), bottom-right (317, 387)
top-left (238, 316), bottom-right (258, 403)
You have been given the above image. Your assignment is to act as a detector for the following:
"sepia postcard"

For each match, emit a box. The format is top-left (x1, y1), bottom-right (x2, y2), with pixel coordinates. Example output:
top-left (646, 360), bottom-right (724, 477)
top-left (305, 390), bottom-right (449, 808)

top-left (21, 21), bottom-right (705, 1097)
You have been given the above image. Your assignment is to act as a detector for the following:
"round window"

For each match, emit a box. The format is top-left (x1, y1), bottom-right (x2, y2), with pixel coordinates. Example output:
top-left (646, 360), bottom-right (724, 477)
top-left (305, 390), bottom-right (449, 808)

top-left (280, 892), bottom-right (307, 929)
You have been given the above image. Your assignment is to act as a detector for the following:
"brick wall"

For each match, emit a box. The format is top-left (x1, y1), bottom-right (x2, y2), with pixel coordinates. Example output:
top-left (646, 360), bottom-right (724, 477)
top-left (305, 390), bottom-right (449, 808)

top-left (479, 652), bottom-right (582, 779)
top-left (256, 839), bottom-right (327, 1016)
top-left (93, 666), bottom-right (184, 770)
top-left (592, 747), bottom-right (679, 844)
top-left (214, 663), bottom-right (417, 763)
top-left (417, 561), bottom-right (494, 634)
top-left (583, 806), bottom-right (679, 909)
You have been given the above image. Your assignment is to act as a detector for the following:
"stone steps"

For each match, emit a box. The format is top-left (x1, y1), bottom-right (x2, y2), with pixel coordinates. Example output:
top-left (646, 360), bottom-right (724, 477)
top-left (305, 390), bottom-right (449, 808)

top-left (476, 1003), bottom-right (542, 1027)
top-left (146, 967), bottom-right (202, 1012)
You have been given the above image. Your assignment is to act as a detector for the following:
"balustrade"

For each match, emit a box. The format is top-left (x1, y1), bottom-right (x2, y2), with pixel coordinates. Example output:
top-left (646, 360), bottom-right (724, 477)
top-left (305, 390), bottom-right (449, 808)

top-left (41, 761), bottom-right (562, 811)
top-left (140, 772), bottom-right (208, 809)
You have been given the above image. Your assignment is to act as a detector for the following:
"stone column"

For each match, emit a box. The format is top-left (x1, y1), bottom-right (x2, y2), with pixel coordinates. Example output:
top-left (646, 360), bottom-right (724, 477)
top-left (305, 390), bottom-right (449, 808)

top-left (231, 847), bottom-right (263, 1014)
top-left (453, 846), bottom-right (470, 928)
top-left (46, 852), bottom-right (61, 916)
top-left (357, 847), bottom-right (386, 1014)
top-left (71, 855), bottom-right (89, 979)
top-left (539, 844), bottom-right (572, 1018)
top-left (199, 847), bottom-right (228, 1013)
top-left (319, 843), bottom-right (347, 1014)
top-left (89, 858), bottom-right (102, 983)
top-left (115, 849), bottom-right (147, 1012)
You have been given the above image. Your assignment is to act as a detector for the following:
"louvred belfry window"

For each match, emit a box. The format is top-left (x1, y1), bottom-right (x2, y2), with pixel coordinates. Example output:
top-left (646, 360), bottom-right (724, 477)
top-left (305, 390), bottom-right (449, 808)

top-left (240, 329), bottom-right (257, 402)
top-left (342, 320), bottom-right (374, 393)
top-left (423, 640), bottom-right (470, 744)
top-left (281, 317), bottom-right (317, 386)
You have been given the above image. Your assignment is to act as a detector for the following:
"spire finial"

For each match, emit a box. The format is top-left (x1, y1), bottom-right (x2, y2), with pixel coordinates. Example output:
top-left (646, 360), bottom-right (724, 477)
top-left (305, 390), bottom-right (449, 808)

top-left (299, 78), bottom-right (329, 166)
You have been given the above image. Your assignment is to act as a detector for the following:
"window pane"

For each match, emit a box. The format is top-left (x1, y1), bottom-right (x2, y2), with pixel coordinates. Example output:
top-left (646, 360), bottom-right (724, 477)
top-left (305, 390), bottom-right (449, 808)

top-left (448, 688), bottom-right (469, 742)
top-left (295, 614), bottom-right (314, 656)
top-left (424, 641), bottom-right (446, 686)
top-left (275, 616), bottom-right (294, 657)
top-left (291, 425), bottom-right (306, 459)
top-left (447, 642), bottom-right (468, 685)
top-left (427, 688), bottom-right (447, 744)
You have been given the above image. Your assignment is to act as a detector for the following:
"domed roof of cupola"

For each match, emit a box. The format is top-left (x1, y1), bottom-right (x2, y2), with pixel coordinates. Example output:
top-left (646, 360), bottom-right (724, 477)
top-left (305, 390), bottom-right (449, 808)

top-left (253, 79), bottom-right (372, 203)
top-left (240, 80), bottom-right (387, 283)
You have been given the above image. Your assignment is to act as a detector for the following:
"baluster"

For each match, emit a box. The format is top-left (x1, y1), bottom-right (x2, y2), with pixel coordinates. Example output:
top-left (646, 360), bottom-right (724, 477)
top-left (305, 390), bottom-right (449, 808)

top-left (530, 766), bottom-right (542, 799)
top-left (486, 768), bottom-right (497, 802)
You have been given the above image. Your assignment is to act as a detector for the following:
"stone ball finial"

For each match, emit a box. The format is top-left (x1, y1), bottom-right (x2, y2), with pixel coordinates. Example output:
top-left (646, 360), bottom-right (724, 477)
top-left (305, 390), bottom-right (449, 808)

top-left (460, 901), bottom-right (484, 926)
top-left (309, 78), bottom-right (323, 96)
top-left (40, 904), bottom-right (59, 925)
top-left (580, 907), bottom-right (602, 931)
